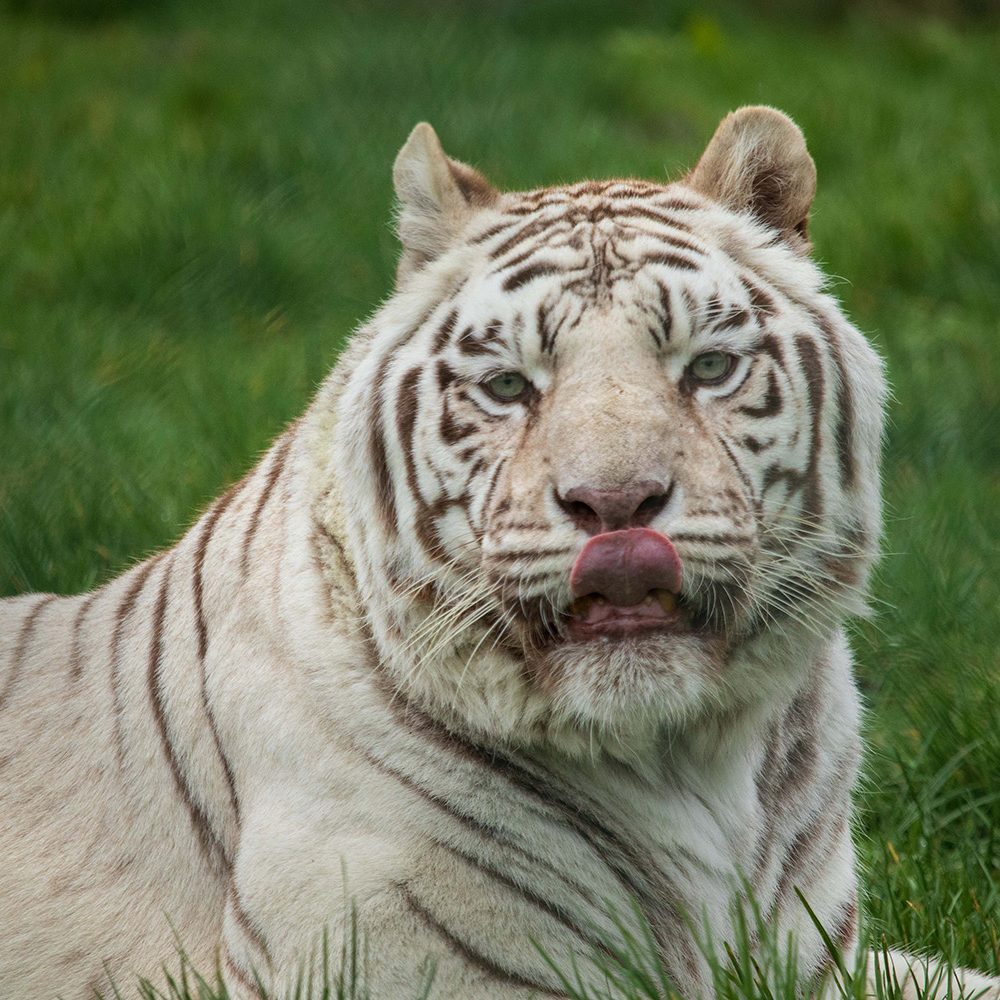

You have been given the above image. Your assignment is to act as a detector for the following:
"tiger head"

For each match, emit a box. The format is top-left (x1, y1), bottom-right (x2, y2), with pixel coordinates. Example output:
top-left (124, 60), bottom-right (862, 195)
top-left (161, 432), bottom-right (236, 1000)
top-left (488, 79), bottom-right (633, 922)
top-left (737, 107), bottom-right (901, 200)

top-left (334, 107), bottom-right (886, 755)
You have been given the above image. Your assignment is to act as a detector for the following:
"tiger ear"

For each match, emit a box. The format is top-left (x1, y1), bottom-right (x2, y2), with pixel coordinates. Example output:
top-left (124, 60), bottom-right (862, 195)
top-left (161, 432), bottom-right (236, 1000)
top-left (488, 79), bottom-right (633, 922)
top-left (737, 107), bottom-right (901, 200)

top-left (686, 106), bottom-right (816, 248)
top-left (393, 123), bottom-right (498, 283)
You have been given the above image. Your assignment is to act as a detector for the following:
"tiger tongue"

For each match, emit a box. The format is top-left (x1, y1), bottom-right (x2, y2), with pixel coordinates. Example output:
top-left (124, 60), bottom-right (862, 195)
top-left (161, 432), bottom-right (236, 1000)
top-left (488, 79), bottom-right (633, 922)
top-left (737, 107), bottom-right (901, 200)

top-left (569, 528), bottom-right (682, 607)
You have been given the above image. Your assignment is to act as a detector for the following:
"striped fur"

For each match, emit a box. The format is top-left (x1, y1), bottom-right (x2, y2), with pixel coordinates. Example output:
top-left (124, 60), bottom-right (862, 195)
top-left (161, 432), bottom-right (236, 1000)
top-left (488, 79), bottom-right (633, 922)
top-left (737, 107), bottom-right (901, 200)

top-left (1, 107), bottom-right (996, 1000)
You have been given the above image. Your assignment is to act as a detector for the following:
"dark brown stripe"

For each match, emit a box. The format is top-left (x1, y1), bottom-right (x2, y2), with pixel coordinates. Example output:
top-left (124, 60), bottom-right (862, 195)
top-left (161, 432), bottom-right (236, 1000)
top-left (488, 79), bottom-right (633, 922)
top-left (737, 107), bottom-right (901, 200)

top-left (817, 316), bottom-right (858, 490)
top-left (400, 884), bottom-right (563, 997)
top-left (794, 334), bottom-right (826, 524)
top-left (741, 275), bottom-right (776, 316)
top-left (196, 608), bottom-right (241, 826)
top-left (536, 302), bottom-right (555, 355)
top-left (717, 434), bottom-right (760, 510)
top-left (502, 261), bottom-right (563, 292)
top-left (737, 368), bottom-right (782, 418)
top-left (479, 456), bottom-right (507, 520)
top-left (655, 196), bottom-right (701, 213)
top-left (470, 219), bottom-right (520, 246)
top-left (224, 951), bottom-right (263, 997)
top-left (369, 350), bottom-right (399, 534)
top-left (740, 435), bottom-right (774, 454)
top-left (0, 594), bottom-right (57, 710)
top-left (616, 204), bottom-right (694, 232)
top-left (313, 518), bottom-right (357, 590)
top-left (148, 557), bottom-right (228, 873)
top-left (439, 395), bottom-right (477, 445)
top-left (711, 305), bottom-right (751, 333)
top-left (489, 217), bottom-right (552, 260)
top-left (431, 308), bottom-right (459, 353)
top-left (111, 557), bottom-right (163, 767)
top-left (229, 886), bottom-right (273, 966)
top-left (641, 250), bottom-right (699, 272)
top-left (358, 747), bottom-right (599, 908)
top-left (654, 279), bottom-right (673, 342)
top-left (488, 545), bottom-right (574, 563)
top-left (241, 433), bottom-right (294, 577)
top-left (456, 324), bottom-right (504, 358)
top-left (432, 837), bottom-right (614, 959)
top-left (69, 591), bottom-right (99, 681)
top-left (392, 706), bottom-right (683, 959)
top-left (193, 476), bottom-right (247, 660)
top-left (670, 532), bottom-right (754, 546)
top-left (396, 365), bottom-right (446, 560)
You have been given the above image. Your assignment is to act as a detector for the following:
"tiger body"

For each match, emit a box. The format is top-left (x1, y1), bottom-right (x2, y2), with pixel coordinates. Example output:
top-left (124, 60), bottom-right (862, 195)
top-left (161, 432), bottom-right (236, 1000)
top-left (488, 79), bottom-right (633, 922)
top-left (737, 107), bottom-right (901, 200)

top-left (1, 108), bottom-right (996, 999)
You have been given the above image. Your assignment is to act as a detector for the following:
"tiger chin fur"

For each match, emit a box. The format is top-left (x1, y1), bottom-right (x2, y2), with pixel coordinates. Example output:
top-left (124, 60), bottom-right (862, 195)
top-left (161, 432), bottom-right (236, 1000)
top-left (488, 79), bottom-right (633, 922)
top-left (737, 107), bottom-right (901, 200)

top-left (1, 107), bottom-right (997, 1000)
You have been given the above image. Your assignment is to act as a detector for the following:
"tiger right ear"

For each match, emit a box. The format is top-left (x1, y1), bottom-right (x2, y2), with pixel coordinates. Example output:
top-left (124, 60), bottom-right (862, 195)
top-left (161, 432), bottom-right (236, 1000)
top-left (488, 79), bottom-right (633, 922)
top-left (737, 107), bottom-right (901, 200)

top-left (393, 123), bottom-right (498, 283)
top-left (686, 106), bottom-right (816, 248)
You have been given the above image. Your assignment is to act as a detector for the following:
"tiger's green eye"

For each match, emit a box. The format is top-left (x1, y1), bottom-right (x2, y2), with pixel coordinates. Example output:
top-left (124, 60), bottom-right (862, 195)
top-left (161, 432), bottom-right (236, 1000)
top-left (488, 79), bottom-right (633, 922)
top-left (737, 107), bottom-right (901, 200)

top-left (483, 371), bottom-right (530, 402)
top-left (688, 351), bottom-right (735, 385)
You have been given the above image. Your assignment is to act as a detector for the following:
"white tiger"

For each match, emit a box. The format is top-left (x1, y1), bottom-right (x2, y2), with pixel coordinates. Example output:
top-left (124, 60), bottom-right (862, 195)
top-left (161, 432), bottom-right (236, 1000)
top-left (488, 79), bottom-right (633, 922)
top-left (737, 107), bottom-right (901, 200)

top-left (0, 106), bottom-right (996, 1000)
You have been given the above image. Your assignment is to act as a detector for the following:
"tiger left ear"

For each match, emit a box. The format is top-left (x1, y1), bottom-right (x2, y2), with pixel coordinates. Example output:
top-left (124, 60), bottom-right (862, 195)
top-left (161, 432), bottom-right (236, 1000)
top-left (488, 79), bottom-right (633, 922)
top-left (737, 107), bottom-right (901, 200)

top-left (686, 106), bottom-right (817, 248)
top-left (393, 122), bottom-right (498, 283)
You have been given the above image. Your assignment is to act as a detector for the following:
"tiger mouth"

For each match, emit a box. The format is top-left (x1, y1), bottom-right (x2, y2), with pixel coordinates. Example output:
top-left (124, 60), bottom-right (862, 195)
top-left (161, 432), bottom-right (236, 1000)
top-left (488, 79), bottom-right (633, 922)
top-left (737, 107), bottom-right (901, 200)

top-left (567, 588), bottom-right (691, 640)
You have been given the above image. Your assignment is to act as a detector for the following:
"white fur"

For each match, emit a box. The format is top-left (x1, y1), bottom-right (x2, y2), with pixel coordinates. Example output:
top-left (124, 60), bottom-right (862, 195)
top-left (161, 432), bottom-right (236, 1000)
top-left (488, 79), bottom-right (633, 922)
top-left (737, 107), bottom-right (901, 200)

top-left (1, 108), bottom-right (995, 1000)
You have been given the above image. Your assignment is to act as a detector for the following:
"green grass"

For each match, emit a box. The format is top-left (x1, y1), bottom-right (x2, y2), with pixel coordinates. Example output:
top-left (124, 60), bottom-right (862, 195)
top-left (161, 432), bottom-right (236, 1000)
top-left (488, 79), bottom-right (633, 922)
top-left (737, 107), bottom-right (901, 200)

top-left (2, 0), bottom-right (999, 995)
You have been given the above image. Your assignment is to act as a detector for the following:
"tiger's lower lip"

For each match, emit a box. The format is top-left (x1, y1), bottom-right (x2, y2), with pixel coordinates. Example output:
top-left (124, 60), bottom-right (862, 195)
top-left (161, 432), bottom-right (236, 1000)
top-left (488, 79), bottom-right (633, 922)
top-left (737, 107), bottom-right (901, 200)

top-left (566, 589), bottom-right (689, 639)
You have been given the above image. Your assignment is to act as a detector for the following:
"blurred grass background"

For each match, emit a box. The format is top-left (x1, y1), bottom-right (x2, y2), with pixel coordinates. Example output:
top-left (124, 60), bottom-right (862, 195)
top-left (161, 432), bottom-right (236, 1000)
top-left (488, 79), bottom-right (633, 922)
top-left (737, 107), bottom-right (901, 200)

top-left (1, 0), bottom-right (999, 987)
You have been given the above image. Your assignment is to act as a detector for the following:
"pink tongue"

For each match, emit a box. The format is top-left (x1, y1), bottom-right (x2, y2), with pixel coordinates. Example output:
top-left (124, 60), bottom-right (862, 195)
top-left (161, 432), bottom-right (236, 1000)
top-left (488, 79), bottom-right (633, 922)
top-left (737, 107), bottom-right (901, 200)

top-left (570, 528), bottom-right (682, 607)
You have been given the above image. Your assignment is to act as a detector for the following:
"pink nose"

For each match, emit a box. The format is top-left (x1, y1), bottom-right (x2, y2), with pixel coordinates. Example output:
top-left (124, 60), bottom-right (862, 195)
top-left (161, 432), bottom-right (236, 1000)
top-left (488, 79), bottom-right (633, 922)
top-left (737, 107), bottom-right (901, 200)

top-left (569, 528), bottom-right (683, 607)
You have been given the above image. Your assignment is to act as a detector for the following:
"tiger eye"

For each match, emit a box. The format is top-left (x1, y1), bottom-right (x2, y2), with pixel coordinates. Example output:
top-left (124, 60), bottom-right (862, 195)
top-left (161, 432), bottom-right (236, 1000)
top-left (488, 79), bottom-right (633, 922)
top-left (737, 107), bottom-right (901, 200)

top-left (483, 371), bottom-right (530, 402)
top-left (688, 351), bottom-right (735, 385)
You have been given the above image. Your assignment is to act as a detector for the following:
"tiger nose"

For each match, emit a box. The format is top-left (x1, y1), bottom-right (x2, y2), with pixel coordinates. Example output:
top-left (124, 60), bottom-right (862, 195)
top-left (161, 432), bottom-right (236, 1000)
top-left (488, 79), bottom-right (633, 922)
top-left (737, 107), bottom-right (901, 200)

top-left (557, 481), bottom-right (673, 535)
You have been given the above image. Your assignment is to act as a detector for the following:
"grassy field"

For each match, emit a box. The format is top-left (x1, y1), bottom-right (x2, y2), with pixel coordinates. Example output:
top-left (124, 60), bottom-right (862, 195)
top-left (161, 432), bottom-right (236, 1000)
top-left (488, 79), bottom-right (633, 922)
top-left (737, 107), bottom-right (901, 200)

top-left (2, 0), bottom-right (999, 995)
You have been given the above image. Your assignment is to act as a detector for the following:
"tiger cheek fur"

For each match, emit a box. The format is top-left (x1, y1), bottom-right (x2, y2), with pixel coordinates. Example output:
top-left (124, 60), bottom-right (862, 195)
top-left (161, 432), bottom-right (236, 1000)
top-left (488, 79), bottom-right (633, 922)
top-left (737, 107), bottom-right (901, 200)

top-left (6, 108), bottom-right (1000, 1000)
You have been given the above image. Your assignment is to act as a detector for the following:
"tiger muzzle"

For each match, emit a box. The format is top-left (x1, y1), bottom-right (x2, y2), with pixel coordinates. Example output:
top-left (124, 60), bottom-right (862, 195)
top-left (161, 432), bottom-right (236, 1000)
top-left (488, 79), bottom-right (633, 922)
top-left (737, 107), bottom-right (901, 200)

top-left (568, 528), bottom-right (686, 638)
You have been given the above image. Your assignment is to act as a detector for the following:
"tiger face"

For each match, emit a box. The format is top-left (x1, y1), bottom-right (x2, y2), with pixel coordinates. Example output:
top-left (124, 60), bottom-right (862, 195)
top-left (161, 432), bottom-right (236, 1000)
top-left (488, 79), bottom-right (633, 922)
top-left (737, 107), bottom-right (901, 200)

top-left (337, 108), bottom-right (885, 753)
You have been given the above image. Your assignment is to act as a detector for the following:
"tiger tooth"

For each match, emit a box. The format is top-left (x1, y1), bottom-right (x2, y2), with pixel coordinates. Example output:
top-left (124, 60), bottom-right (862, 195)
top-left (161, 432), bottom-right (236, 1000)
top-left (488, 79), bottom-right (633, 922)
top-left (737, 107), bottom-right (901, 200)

top-left (656, 590), bottom-right (678, 613)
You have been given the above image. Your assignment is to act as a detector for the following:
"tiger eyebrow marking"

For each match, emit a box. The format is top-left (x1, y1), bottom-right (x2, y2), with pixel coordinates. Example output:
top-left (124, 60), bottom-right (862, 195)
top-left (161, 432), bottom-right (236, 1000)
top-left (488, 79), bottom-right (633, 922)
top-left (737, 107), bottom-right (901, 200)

top-left (431, 308), bottom-right (459, 353)
top-left (737, 368), bottom-right (783, 418)
top-left (456, 322), bottom-right (505, 358)
top-left (740, 273), bottom-right (777, 316)
top-left (709, 305), bottom-right (752, 333)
